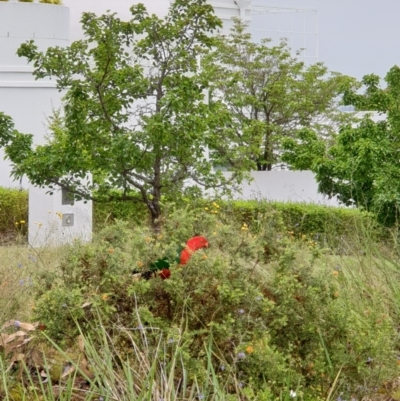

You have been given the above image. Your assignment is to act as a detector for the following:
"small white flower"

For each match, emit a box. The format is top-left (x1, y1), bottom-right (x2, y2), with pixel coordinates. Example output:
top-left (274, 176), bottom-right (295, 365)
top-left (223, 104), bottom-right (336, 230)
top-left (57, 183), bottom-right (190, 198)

top-left (290, 390), bottom-right (297, 398)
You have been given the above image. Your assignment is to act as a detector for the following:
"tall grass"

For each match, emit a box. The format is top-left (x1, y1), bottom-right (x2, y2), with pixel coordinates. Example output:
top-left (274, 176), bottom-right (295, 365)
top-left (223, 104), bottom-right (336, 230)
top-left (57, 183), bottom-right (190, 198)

top-left (1, 207), bottom-right (400, 400)
top-left (0, 315), bottom-right (254, 400)
top-left (0, 245), bottom-right (66, 323)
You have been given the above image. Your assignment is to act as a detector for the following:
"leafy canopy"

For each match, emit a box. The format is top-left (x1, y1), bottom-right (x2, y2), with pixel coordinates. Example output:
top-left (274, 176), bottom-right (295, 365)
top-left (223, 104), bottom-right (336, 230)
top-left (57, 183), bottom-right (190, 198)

top-left (283, 66), bottom-right (400, 225)
top-left (0, 0), bottom-right (250, 228)
top-left (203, 19), bottom-right (355, 171)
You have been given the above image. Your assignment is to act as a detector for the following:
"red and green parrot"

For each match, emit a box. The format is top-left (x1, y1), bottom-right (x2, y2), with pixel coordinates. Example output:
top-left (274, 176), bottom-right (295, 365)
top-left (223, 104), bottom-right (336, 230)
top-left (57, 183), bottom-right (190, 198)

top-left (134, 236), bottom-right (209, 280)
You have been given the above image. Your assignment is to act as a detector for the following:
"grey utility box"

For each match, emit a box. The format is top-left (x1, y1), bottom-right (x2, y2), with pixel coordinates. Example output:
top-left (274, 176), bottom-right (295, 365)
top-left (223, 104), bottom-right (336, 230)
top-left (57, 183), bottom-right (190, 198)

top-left (62, 213), bottom-right (74, 227)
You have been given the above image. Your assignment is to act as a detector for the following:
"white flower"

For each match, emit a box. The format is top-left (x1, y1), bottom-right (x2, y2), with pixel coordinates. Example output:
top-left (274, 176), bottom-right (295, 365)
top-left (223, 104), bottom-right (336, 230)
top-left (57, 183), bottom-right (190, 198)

top-left (290, 390), bottom-right (297, 398)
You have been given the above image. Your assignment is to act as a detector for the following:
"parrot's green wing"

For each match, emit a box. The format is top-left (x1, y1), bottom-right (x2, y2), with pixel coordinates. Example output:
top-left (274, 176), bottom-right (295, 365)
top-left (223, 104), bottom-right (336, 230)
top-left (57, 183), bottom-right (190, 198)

top-left (149, 258), bottom-right (170, 271)
top-left (146, 242), bottom-right (188, 273)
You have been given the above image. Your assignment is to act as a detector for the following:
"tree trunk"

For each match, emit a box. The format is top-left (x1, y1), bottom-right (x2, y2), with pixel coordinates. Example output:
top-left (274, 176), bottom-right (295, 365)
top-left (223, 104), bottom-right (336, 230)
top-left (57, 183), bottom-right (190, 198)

top-left (257, 133), bottom-right (273, 171)
top-left (149, 197), bottom-right (162, 233)
top-left (151, 153), bottom-right (162, 233)
top-left (256, 161), bottom-right (272, 171)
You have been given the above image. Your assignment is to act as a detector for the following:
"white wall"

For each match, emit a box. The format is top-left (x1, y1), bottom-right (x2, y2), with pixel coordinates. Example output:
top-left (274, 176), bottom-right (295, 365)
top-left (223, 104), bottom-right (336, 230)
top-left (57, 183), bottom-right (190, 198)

top-left (28, 181), bottom-right (93, 247)
top-left (0, 87), bottom-right (63, 187)
top-left (63, 0), bottom-right (170, 42)
top-left (208, 0), bottom-right (251, 33)
top-left (62, 0), bottom-right (250, 41)
top-left (225, 170), bottom-right (341, 206)
top-left (0, 1), bottom-right (69, 188)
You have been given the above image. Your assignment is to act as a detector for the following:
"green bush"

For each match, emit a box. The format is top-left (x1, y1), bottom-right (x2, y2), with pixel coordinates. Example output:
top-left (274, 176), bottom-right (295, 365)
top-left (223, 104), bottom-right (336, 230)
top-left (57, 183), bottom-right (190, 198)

top-left (0, 183), bottom-right (383, 250)
top-left (226, 200), bottom-right (384, 249)
top-left (94, 197), bottom-right (383, 250)
top-left (0, 0), bottom-right (62, 3)
top-left (0, 187), bottom-right (28, 240)
top-left (93, 193), bottom-right (148, 231)
top-left (39, 0), bottom-right (63, 4)
top-left (31, 206), bottom-right (399, 399)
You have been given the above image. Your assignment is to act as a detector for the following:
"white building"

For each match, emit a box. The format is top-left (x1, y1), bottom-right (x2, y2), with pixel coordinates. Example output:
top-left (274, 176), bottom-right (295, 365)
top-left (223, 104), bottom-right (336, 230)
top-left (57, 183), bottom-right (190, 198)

top-left (0, 0), bottom-right (69, 187)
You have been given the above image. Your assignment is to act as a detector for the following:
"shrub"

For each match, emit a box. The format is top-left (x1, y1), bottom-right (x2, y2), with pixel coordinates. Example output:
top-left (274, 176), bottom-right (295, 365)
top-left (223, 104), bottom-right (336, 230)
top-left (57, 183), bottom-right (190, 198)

top-left (0, 187), bottom-right (28, 242)
top-left (93, 191), bottom-right (148, 231)
top-left (226, 200), bottom-right (385, 251)
top-left (31, 206), bottom-right (399, 399)
top-left (0, 249), bottom-right (38, 322)
top-left (39, 0), bottom-right (63, 4)
top-left (94, 197), bottom-right (384, 251)
top-left (0, 0), bottom-right (63, 4)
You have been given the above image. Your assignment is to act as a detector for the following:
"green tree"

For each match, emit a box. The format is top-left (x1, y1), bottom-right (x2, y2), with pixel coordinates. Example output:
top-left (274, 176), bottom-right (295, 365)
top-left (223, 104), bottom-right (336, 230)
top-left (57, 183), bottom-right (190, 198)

top-left (0, 0), bottom-right (251, 229)
top-left (203, 19), bottom-right (355, 171)
top-left (283, 66), bottom-right (400, 225)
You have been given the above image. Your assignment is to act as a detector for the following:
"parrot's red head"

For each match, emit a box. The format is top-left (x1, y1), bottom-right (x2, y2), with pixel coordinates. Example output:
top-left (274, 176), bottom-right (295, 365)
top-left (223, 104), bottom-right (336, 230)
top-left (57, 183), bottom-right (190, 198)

top-left (179, 236), bottom-right (209, 265)
top-left (186, 236), bottom-right (209, 251)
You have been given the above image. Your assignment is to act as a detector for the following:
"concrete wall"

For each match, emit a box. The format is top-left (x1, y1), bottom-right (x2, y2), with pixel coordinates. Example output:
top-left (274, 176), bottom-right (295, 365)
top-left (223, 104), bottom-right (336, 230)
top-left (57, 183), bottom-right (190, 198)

top-left (62, 0), bottom-right (249, 41)
top-left (225, 170), bottom-right (341, 206)
top-left (28, 181), bottom-right (93, 247)
top-left (63, 0), bottom-right (170, 42)
top-left (0, 87), bottom-right (63, 187)
top-left (208, 0), bottom-right (251, 33)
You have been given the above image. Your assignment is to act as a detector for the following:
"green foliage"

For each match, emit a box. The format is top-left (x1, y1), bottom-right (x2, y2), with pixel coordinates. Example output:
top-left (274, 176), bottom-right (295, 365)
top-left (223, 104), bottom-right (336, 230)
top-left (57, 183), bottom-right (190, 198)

top-left (230, 201), bottom-right (383, 247)
top-left (94, 198), bottom-right (383, 250)
top-left (31, 207), bottom-right (399, 399)
top-left (33, 210), bottom-right (280, 343)
top-left (266, 248), bottom-right (397, 400)
top-left (0, 187), bottom-right (28, 241)
top-left (0, 0), bottom-right (253, 229)
top-left (0, 182), bottom-right (379, 248)
top-left (283, 65), bottom-right (400, 226)
top-left (0, 1), bottom-right (64, 5)
top-left (203, 18), bottom-right (356, 171)
top-left (93, 191), bottom-right (148, 230)
top-left (39, 0), bottom-right (62, 4)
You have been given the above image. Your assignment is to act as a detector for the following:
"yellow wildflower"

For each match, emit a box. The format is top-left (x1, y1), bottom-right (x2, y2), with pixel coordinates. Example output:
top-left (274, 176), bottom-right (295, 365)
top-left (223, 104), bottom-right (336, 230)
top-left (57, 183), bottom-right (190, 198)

top-left (245, 345), bottom-right (254, 354)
